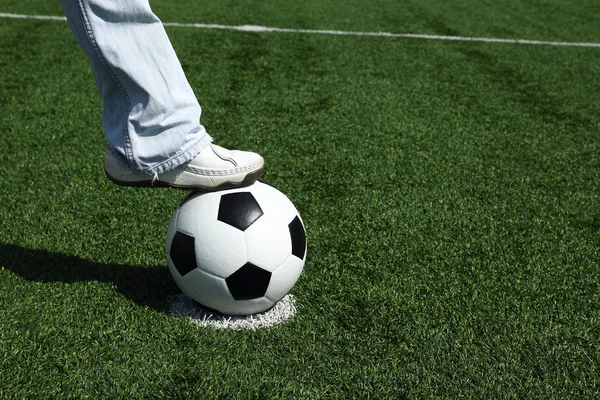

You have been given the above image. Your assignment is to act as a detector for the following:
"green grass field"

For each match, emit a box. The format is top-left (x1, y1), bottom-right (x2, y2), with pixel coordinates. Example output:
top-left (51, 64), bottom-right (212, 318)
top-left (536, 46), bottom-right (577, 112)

top-left (1, 0), bottom-right (599, 397)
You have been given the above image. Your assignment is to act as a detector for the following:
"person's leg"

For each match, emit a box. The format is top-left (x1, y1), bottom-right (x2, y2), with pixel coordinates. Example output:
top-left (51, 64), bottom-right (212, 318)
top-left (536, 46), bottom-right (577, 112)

top-left (61, 0), bottom-right (263, 189)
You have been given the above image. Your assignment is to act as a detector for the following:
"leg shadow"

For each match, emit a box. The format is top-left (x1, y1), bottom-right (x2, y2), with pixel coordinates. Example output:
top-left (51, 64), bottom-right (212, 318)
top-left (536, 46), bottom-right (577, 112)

top-left (0, 243), bottom-right (180, 310)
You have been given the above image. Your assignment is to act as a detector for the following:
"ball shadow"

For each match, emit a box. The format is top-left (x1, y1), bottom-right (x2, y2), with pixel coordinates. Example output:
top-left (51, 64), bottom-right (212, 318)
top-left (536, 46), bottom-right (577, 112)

top-left (0, 243), bottom-right (180, 310)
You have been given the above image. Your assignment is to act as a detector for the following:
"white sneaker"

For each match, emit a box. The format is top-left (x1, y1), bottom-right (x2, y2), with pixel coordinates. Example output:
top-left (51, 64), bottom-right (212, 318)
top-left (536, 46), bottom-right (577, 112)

top-left (104, 144), bottom-right (264, 190)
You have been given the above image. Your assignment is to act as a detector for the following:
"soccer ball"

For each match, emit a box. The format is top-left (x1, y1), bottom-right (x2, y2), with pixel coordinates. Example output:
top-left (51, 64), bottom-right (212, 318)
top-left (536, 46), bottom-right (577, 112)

top-left (165, 181), bottom-right (307, 315)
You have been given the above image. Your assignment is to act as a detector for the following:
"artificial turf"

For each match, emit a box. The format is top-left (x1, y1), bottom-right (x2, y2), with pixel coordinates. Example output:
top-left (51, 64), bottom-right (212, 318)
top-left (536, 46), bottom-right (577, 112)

top-left (1, 0), bottom-right (599, 397)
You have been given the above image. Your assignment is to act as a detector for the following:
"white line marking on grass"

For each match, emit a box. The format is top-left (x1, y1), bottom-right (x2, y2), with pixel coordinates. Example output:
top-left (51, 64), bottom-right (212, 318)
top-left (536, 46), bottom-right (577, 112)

top-left (2, 12), bottom-right (600, 48)
top-left (0, 12), bottom-right (67, 21)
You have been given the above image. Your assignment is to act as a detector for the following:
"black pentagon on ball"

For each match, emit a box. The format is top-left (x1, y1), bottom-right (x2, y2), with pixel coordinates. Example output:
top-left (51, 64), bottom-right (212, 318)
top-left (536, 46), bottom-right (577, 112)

top-left (226, 262), bottom-right (272, 300)
top-left (170, 231), bottom-right (197, 277)
top-left (217, 192), bottom-right (264, 231)
top-left (288, 216), bottom-right (306, 260)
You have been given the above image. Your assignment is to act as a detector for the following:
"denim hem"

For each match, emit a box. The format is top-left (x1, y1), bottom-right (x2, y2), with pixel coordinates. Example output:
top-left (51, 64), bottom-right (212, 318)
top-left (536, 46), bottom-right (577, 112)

top-left (142, 133), bottom-right (213, 175)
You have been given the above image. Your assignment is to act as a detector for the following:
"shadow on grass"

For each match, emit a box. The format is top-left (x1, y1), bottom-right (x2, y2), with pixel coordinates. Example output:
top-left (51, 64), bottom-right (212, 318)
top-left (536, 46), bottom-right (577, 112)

top-left (0, 243), bottom-right (180, 310)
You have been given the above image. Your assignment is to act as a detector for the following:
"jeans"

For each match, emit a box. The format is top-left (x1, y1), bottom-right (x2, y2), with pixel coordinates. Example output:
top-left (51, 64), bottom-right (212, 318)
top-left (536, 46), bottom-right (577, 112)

top-left (61, 0), bottom-right (212, 174)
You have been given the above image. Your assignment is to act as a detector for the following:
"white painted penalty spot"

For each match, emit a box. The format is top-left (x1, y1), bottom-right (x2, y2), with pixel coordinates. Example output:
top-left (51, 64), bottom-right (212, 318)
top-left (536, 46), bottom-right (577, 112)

top-left (167, 294), bottom-right (297, 331)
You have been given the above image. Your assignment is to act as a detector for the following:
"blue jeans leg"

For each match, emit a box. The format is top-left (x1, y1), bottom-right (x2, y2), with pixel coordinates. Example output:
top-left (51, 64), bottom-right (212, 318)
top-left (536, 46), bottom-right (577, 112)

top-left (61, 0), bottom-right (212, 174)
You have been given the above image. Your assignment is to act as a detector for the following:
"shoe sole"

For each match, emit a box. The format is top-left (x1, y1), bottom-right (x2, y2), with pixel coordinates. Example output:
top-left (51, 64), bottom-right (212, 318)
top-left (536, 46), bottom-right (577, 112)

top-left (104, 167), bottom-right (263, 191)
